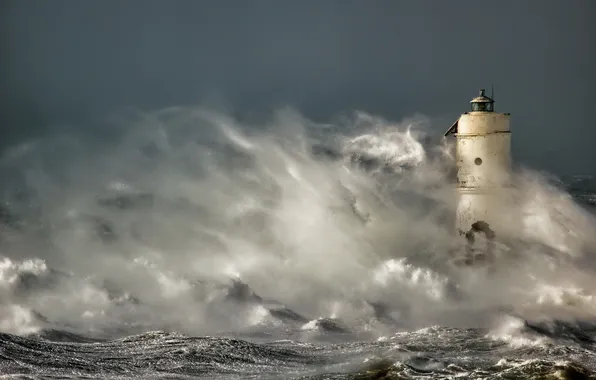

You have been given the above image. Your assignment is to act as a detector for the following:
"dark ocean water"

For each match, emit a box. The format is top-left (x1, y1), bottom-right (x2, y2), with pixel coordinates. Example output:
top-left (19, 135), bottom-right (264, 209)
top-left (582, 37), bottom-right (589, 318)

top-left (1, 111), bottom-right (596, 379)
top-left (1, 307), bottom-right (596, 379)
top-left (1, 325), bottom-right (595, 379)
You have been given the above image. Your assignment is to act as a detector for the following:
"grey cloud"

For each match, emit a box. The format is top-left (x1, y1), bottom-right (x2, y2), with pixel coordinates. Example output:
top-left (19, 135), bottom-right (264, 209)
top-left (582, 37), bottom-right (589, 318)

top-left (1, 0), bottom-right (595, 174)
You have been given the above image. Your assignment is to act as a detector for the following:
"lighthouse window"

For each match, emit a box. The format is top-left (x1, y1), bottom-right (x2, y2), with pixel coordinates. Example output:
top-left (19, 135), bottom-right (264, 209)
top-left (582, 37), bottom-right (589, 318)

top-left (474, 157), bottom-right (483, 165)
top-left (472, 103), bottom-right (485, 111)
top-left (471, 102), bottom-right (494, 112)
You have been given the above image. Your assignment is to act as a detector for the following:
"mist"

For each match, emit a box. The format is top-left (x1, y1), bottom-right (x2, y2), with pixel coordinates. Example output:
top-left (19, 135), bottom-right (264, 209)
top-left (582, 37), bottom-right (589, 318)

top-left (1, 106), bottom-right (595, 341)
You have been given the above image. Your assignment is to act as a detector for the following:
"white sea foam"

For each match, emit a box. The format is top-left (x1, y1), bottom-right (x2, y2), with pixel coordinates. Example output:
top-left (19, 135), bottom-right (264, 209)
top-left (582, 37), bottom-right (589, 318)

top-left (0, 106), bottom-right (594, 339)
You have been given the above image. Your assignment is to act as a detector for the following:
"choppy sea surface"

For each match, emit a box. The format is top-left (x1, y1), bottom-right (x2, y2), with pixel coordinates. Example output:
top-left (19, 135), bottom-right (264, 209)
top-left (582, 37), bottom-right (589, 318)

top-left (1, 108), bottom-right (596, 379)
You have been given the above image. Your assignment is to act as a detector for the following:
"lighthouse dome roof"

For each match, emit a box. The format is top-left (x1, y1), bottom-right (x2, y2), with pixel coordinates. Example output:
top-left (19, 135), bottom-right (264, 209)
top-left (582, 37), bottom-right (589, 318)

top-left (470, 89), bottom-right (494, 103)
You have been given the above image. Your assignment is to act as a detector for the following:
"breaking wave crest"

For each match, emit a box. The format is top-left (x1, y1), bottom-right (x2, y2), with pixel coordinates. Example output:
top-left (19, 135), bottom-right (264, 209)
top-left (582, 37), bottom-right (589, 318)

top-left (1, 106), bottom-right (596, 377)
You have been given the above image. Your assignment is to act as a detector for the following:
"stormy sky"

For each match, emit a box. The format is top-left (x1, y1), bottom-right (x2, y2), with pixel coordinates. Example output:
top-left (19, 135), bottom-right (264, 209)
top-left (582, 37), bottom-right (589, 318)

top-left (1, 0), bottom-right (595, 174)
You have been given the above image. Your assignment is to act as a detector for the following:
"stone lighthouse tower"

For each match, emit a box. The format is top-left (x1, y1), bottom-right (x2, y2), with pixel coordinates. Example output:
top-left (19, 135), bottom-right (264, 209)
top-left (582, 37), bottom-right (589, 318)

top-left (444, 89), bottom-right (512, 246)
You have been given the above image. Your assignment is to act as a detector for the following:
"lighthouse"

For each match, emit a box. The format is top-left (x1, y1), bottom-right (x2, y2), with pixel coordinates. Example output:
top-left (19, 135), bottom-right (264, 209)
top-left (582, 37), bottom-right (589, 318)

top-left (444, 89), bottom-right (512, 259)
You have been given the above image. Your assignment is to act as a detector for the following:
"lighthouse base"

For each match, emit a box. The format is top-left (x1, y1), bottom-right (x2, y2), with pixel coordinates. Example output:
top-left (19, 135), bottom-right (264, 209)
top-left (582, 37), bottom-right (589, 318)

top-left (454, 188), bottom-right (515, 266)
top-left (455, 188), bottom-right (514, 234)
